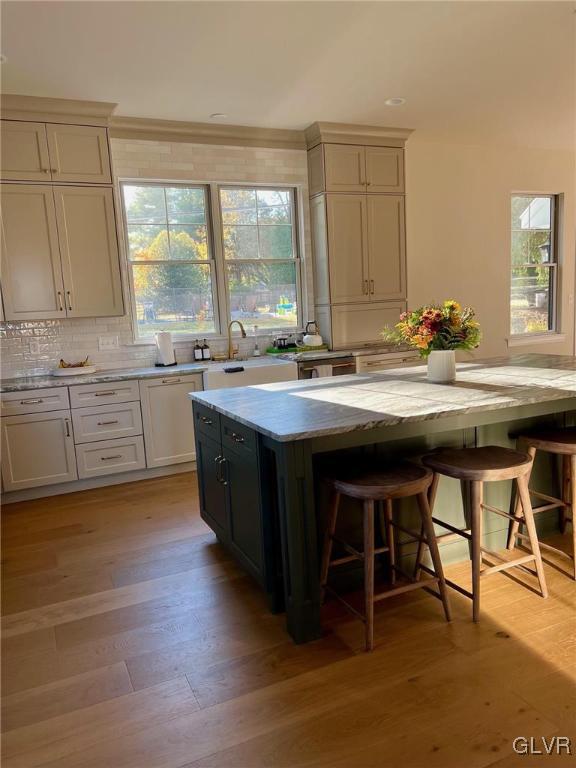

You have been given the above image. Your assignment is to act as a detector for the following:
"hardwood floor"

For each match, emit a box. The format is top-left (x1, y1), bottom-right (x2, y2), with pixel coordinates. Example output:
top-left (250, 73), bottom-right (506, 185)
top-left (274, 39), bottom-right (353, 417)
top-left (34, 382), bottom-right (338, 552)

top-left (1, 473), bottom-right (574, 767)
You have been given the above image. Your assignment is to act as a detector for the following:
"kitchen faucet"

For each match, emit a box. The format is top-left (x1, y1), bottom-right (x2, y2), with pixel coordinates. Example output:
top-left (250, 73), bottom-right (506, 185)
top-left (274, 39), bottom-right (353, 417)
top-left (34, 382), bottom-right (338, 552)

top-left (227, 320), bottom-right (247, 360)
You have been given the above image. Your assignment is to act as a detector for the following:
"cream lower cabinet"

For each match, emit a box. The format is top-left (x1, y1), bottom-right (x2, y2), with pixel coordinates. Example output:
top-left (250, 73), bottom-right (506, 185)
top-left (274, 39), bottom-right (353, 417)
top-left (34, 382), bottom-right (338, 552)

top-left (139, 374), bottom-right (202, 468)
top-left (1, 409), bottom-right (77, 491)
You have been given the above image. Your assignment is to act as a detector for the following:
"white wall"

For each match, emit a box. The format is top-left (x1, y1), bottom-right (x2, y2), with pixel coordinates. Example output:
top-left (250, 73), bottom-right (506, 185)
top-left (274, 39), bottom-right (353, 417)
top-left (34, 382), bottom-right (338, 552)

top-left (405, 137), bottom-right (575, 358)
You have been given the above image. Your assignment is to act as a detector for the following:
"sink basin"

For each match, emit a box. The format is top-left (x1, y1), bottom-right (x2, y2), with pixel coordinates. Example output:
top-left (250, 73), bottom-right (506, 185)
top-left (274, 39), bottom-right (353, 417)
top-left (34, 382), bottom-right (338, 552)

top-left (202, 358), bottom-right (298, 390)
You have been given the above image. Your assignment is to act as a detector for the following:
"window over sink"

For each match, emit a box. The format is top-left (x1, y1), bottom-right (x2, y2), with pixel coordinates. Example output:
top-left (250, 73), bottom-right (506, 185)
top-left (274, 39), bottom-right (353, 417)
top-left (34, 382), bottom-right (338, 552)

top-left (120, 182), bottom-right (302, 341)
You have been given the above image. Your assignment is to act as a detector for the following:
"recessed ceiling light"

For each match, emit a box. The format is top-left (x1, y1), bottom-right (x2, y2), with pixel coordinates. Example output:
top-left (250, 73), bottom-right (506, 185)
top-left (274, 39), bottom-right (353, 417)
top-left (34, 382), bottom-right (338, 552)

top-left (385, 98), bottom-right (405, 106)
top-left (209, 113), bottom-right (228, 119)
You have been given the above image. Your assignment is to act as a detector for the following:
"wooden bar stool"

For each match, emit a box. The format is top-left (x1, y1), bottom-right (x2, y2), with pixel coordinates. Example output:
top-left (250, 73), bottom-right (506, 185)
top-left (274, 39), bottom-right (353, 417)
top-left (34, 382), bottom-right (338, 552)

top-left (507, 428), bottom-right (576, 579)
top-left (422, 446), bottom-right (548, 622)
top-left (321, 462), bottom-right (451, 651)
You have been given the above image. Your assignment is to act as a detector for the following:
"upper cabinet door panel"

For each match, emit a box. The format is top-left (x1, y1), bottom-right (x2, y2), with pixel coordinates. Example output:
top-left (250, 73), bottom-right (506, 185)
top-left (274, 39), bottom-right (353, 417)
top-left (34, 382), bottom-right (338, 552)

top-left (46, 124), bottom-right (112, 184)
top-left (54, 186), bottom-right (123, 318)
top-left (324, 145), bottom-right (366, 193)
top-left (365, 147), bottom-right (404, 193)
top-left (0, 184), bottom-right (65, 320)
top-left (326, 194), bottom-right (369, 304)
top-left (367, 195), bottom-right (406, 301)
top-left (0, 121), bottom-right (51, 181)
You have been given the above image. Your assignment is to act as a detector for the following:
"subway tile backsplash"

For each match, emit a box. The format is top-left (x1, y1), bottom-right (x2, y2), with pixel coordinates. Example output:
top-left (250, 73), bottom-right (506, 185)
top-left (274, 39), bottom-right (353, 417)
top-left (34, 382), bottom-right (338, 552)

top-left (1, 138), bottom-right (312, 379)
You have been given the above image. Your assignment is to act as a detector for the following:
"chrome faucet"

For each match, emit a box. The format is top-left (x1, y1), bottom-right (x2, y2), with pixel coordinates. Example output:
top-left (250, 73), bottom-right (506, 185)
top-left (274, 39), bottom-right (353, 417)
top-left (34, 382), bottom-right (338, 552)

top-left (227, 320), bottom-right (246, 360)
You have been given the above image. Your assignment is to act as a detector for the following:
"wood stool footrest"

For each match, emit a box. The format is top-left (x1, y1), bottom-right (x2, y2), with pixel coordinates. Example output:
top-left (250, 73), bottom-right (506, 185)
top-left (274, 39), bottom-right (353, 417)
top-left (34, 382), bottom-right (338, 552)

top-left (431, 517), bottom-right (473, 540)
top-left (373, 577), bottom-right (439, 603)
top-left (480, 503), bottom-right (517, 522)
top-left (481, 553), bottom-right (536, 577)
top-left (515, 533), bottom-right (575, 561)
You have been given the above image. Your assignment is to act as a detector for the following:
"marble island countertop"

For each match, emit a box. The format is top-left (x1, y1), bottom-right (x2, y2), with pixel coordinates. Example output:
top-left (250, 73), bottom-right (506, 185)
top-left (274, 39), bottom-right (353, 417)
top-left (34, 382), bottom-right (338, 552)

top-left (190, 354), bottom-right (576, 442)
top-left (0, 363), bottom-right (210, 392)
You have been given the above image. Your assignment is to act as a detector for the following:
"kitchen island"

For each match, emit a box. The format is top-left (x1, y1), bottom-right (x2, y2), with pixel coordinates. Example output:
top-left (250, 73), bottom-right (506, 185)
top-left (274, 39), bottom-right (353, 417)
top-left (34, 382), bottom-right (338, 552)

top-left (190, 354), bottom-right (576, 643)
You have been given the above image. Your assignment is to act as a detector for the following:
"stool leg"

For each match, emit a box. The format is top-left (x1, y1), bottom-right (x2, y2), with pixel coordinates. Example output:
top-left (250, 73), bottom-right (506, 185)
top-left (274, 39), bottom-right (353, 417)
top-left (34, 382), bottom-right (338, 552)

top-left (516, 473), bottom-right (548, 598)
top-left (571, 455), bottom-right (576, 580)
top-left (561, 455), bottom-right (570, 536)
top-left (414, 473), bottom-right (439, 579)
top-left (384, 499), bottom-right (396, 585)
top-left (363, 499), bottom-right (375, 651)
top-left (320, 490), bottom-right (340, 602)
top-left (416, 491), bottom-right (451, 622)
top-left (508, 444), bottom-right (536, 549)
top-left (470, 481), bottom-right (483, 622)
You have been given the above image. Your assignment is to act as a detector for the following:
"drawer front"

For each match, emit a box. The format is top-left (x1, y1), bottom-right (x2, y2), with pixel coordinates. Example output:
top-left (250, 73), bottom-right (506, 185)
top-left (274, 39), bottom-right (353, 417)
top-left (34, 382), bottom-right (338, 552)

top-left (194, 402), bottom-right (220, 440)
top-left (75, 435), bottom-right (146, 479)
top-left (72, 401), bottom-right (143, 444)
top-left (221, 416), bottom-right (256, 456)
top-left (1, 387), bottom-right (70, 416)
top-left (69, 380), bottom-right (140, 408)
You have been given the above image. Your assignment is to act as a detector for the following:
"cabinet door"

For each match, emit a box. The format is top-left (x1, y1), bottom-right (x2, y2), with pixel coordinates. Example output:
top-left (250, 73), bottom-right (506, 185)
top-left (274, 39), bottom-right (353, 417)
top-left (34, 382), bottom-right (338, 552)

top-left (222, 445), bottom-right (264, 582)
top-left (326, 194), bottom-right (369, 304)
top-left (1, 410), bottom-right (77, 491)
top-left (365, 147), bottom-right (404, 193)
top-left (195, 430), bottom-right (228, 539)
top-left (0, 184), bottom-right (66, 320)
top-left (330, 301), bottom-right (406, 349)
top-left (139, 375), bottom-right (201, 468)
top-left (0, 121), bottom-right (51, 181)
top-left (367, 195), bottom-right (406, 301)
top-left (46, 124), bottom-right (112, 184)
top-left (324, 144), bottom-right (366, 192)
top-left (53, 186), bottom-right (123, 318)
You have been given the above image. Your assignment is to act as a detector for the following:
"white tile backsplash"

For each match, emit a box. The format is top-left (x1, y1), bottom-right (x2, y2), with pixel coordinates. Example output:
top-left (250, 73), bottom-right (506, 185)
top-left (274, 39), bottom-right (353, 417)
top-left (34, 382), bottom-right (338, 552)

top-left (0, 138), bottom-right (313, 379)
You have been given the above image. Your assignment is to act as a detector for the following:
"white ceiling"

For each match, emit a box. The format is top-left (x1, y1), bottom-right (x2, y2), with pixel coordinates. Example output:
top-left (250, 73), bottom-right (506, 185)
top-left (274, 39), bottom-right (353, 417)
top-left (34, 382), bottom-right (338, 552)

top-left (2, 1), bottom-right (575, 150)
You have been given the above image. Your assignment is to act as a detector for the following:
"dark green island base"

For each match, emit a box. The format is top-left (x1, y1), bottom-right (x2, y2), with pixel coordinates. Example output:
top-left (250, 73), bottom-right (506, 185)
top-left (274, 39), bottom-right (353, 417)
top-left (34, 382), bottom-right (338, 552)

top-left (190, 354), bottom-right (576, 644)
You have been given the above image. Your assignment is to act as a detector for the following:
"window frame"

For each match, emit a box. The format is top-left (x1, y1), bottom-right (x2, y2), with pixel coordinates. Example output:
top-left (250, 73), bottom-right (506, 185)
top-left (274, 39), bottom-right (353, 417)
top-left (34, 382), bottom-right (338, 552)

top-left (119, 179), bottom-right (304, 342)
top-left (509, 193), bottom-right (559, 339)
top-left (217, 184), bottom-right (303, 334)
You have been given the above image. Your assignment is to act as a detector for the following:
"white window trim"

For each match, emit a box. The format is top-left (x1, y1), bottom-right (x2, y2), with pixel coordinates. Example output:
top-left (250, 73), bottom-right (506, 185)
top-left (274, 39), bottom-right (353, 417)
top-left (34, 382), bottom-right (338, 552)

top-left (509, 193), bottom-right (560, 340)
top-left (118, 178), bottom-right (305, 344)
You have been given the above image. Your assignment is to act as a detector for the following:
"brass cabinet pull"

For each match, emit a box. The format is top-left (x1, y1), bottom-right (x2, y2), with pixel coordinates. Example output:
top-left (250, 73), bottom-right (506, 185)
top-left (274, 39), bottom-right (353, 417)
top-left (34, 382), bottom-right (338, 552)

top-left (100, 454), bottom-right (123, 461)
top-left (94, 391), bottom-right (117, 397)
top-left (162, 378), bottom-right (181, 384)
top-left (201, 415), bottom-right (213, 425)
top-left (42, 168), bottom-right (51, 174)
top-left (231, 432), bottom-right (245, 444)
top-left (214, 454), bottom-right (223, 482)
top-left (66, 291), bottom-right (72, 311)
top-left (97, 420), bottom-right (119, 426)
top-left (219, 457), bottom-right (228, 485)
top-left (57, 291), bottom-right (64, 311)
top-left (370, 279), bottom-right (375, 294)
top-left (363, 280), bottom-right (369, 295)
top-left (20, 398), bottom-right (44, 405)
top-left (65, 419), bottom-right (70, 437)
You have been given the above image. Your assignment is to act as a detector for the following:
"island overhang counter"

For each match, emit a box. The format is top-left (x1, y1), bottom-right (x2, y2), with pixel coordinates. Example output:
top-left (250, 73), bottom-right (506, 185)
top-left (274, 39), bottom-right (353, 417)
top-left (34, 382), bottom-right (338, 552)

top-left (189, 354), bottom-right (576, 643)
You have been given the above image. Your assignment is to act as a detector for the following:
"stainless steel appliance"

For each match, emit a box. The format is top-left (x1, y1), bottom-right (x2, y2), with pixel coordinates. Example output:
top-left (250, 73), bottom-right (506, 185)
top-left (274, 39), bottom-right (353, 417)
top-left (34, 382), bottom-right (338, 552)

top-left (297, 356), bottom-right (356, 379)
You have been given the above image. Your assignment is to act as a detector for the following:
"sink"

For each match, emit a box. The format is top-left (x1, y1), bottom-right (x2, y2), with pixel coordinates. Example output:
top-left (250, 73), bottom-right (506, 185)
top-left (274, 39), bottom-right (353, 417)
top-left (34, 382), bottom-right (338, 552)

top-left (202, 358), bottom-right (298, 390)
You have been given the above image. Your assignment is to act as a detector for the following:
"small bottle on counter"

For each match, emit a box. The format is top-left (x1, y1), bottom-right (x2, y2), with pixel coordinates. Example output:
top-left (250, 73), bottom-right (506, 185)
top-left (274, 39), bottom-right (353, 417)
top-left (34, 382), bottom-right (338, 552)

top-left (193, 340), bottom-right (203, 362)
top-left (202, 339), bottom-right (211, 360)
top-left (252, 325), bottom-right (261, 357)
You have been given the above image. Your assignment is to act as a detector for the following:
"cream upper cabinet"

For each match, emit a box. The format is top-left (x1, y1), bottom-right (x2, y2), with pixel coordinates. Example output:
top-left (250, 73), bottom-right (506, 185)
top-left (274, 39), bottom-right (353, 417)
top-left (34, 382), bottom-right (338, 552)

top-left (326, 194), bottom-right (369, 304)
top-left (139, 375), bottom-right (202, 468)
top-left (0, 121), bottom-right (51, 181)
top-left (365, 147), bottom-right (404, 193)
top-left (366, 195), bottom-right (406, 301)
top-left (1, 409), bottom-right (77, 491)
top-left (324, 145), bottom-right (366, 193)
top-left (46, 124), bottom-right (112, 184)
top-left (0, 184), bottom-right (66, 320)
top-left (54, 186), bottom-right (123, 318)
top-left (328, 301), bottom-right (406, 350)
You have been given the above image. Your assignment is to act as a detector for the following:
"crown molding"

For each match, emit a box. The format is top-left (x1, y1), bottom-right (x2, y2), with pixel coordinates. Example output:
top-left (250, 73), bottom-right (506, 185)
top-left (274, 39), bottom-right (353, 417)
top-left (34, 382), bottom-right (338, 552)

top-left (305, 121), bottom-right (414, 149)
top-left (110, 116), bottom-right (307, 151)
top-left (1, 94), bottom-right (118, 126)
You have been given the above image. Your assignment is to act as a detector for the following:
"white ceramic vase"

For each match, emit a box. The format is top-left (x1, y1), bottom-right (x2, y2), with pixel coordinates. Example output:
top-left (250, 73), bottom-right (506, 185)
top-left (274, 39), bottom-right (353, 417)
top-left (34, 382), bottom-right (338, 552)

top-left (427, 350), bottom-right (456, 384)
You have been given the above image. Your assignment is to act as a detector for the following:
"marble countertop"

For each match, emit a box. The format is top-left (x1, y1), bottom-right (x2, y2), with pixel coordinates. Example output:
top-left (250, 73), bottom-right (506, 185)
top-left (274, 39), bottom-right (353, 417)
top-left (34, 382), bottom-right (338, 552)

top-left (0, 363), bottom-right (209, 392)
top-left (272, 344), bottom-right (413, 362)
top-left (190, 354), bottom-right (576, 442)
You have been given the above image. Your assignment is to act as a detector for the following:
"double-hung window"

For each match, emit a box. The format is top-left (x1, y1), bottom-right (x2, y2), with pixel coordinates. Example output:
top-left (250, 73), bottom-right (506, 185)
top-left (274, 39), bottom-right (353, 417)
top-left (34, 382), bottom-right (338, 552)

top-left (510, 194), bottom-right (558, 336)
top-left (122, 183), bottom-right (216, 338)
top-left (121, 182), bottom-right (301, 339)
top-left (220, 187), bottom-right (299, 330)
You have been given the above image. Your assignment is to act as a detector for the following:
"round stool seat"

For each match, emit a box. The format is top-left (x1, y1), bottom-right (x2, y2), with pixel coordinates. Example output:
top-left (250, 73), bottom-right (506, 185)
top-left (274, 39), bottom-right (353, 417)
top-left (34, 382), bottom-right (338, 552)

top-left (423, 446), bottom-right (532, 482)
top-left (519, 428), bottom-right (576, 456)
top-left (329, 462), bottom-right (432, 500)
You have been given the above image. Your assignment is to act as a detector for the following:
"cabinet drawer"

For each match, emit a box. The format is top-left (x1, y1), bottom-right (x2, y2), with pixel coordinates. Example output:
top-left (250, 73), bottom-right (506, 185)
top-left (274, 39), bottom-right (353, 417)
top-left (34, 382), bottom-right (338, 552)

top-left (69, 380), bottom-right (140, 408)
top-left (72, 401), bottom-right (142, 444)
top-left (75, 436), bottom-right (146, 479)
top-left (194, 402), bottom-right (220, 440)
top-left (1, 387), bottom-right (70, 416)
top-left (221, 417), bottom-right (256, 456)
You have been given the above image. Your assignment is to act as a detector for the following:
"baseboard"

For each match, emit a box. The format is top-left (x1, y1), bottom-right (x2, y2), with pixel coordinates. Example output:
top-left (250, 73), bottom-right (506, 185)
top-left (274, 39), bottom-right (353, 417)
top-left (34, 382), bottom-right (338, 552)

top-left (1, 461), bottom-right (197, 503)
